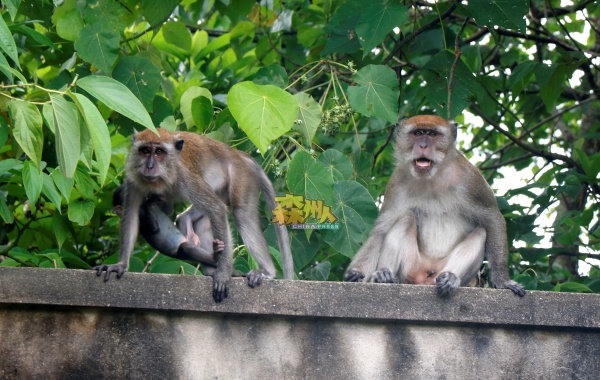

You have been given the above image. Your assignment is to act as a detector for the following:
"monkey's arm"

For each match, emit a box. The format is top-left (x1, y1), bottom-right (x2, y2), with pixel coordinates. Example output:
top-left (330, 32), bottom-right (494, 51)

top-left (483, 210), bottom-right (526, 296)
top-left (94, 182), bottom-right (144, 281)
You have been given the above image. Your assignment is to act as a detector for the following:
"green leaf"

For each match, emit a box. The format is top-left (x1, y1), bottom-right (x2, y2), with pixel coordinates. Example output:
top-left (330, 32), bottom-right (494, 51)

top-left (321, 0), bottom-right (363, 55)
top-left (9, 99), bottom-right (43, 167)
top-left (52, 5), bottom-right (84, 42)
top-left (0, 193), bottom-right (13, 224)
top-left (191, 96), bottom-right (214, 132)
top-left (4, 0), bottom-right (21, 21)
top-left (140, 0), bottom-right (180, 27)
top-left (13, 25), bottom-right (57, 49)
top-left (286, 151), bottom-right (335, 206)
top-left (22, 161), bottom-right (43, 207)
top-left (0, 13), bottom-right (20, 68)
top-left (317, 149), bottom-right (354, 182)
top-left (252, 64), bottom-right (289, 88)
top-left (60, 250), bottom-right (91, 269)
top-left (74, 23), bottom-right (119, 73)
top-left (509, 61), bottom-right (537, 95)
top-left (77, 75), bottom-right (156, 132)
top-left (42, 172), bottom-right (63, 210)
top-left (537, 64), bottom-right (566, 112)
top-left (466, 0), bottom-right (528, 33)
top-left (180, 86), bottom-right (213, 129)
top-left (112, 56), bottom-right (162, 112)
top-left (347, 65), bottom-right (399, 124)
top-left (356, 2), bottom-right (408, 57)
top-left (555, 282), bottom-right (593, 293)
top-left (0, 158), bottom-right (21, 175)
top-left (67, 199), bottom-right (95, 226)
top-left (227, 81), bottom-right (298, 155)
top-left (303, 261), bottom-right (331, 281)
top-left (322, 180), bottom-right (378, 258)
top-left (84, 0), bottom-right (132, 33)
top-left (152, 21), bottom-right (191, 60)
top-left (50, 93), bottom-right (81, 179)
top-left (52, 213), bottom-right (72, 250)
top-left (422, 50), bottom-right (478, 119)
top-left (74, 166), bottom-right (99, 200)
top-left (70, 93), bottom-right (111, 186)
top-left (294, 92), bottom-right (321, 144)
top-left (51, 168), bottom-right (74, 202)
top-left (266, 225), bottom-right (319, 272)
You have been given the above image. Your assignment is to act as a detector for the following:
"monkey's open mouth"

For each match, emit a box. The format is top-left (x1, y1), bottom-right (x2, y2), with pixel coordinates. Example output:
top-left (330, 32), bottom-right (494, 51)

top-left (415, 158), bottom-right (433, 168)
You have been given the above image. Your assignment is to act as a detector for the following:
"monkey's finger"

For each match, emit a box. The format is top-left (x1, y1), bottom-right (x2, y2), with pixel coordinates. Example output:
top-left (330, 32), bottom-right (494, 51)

top-left (505, 281), bottom-right (526, 297)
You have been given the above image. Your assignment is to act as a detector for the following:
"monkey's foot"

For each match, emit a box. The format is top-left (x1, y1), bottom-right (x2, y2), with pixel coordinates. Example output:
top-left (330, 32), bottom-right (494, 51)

top-left (245, 270), bottom-right (267, 288)
top-left (93, 264), bottom-right (127, 282)
top-left (212, 239), bottom-right (225, 254)
top-left (503, 280), bottom-right (526, 297)
top-left (343, 268), bottom-right (365, 282)
top-left (435, 271), bottom-right (460, 297)
top-left (212, 275), bottom-right (229, 303)
top-left (369, 268), bottom-right (398, 284)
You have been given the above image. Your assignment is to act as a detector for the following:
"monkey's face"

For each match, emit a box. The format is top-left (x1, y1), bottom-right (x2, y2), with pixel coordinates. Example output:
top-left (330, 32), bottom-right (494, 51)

top-left (396, 116), bottom-right (457, 178)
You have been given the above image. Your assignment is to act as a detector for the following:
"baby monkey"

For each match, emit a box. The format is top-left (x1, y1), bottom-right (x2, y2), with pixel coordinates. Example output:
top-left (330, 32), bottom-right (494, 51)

top-left (111, 185), bottom-right (222, 274)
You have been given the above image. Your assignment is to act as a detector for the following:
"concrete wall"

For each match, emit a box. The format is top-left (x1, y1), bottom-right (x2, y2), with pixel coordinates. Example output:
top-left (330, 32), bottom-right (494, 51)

top-left (0, 267), bottom-right (598, 379)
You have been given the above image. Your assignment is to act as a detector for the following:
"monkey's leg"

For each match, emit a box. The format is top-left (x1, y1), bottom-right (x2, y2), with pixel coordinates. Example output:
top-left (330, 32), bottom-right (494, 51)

top-left (176, 207), bottom-right (203, 245)
top-left (343, 218), bottom-right (390, 282)
top-left (436, 227), bottom-right (486, 297)
top-left (367, 211), bottom-right (420, 284)
top-left (176, 217), bottom-right (218, 265)
top-left (233, 205), bottom-right (277, 288)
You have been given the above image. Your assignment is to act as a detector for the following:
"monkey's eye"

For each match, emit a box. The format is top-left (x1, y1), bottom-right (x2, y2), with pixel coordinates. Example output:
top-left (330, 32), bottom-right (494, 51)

top-left (139, 147), bottom-right (151, 155)
top-left (155, 148), bottom-right (165, 155)
top-left (428, 131), bottom-right (437, 137)
top-left (414, 130), bottom-right (423, 136)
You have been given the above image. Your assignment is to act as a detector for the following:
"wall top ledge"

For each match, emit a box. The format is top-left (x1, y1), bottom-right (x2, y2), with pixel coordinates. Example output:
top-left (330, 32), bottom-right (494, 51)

top-left (0, 267), bottom-right (597, 329)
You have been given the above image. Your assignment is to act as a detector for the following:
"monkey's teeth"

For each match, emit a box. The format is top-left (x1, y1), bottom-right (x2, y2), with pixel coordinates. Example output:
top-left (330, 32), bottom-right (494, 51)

top-left (415, 159), bottom-right (432, 168)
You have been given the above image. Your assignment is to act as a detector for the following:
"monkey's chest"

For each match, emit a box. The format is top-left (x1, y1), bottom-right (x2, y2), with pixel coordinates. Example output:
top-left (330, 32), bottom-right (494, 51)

top-left (415, 211), bottom-right (473, 259)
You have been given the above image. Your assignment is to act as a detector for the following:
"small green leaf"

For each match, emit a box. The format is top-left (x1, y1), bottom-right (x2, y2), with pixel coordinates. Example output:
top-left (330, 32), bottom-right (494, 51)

top-left (9, 99), bottom-right (43, 167)
top-left (303, 261), bottom-right (331, 281)
top-left (74, 23), bottom-right (119, 73)
top-left (67, 199), bottom-right (95, 226)
top-left (3, 0), bottom-right (21, 21)
top-left (252, 64), bottom-right (289, 88)
top-left (294, 92), bottom-right (321, 144)
top-left (0, 193), bottom-right (14, 224)
top-left (51, 167), bottom-right (74, 202)
top-left (74, 166), bottom-right (99, 200)
top-left (152, 21), bottom-right (191, 59)
top-left (0, 13), bottom-right (20, 68)
top-left (50, 93), bottom-right (81, 179)
top-left (322, 180), bottom-right (378, 258)
top-left (317, 149), bottom-right (354, 182)
top-left (180, 86), bottom-right (213, 130)
top-left (191, 96), bottom-right (214, 132)
top-left (556, 282), bottom-right (593, 293)
top-left (13, 25), bottom-right (57, 49)
top-left (52, 6), bottom-right (84, 42)
top-left (287, 151), bottom-right (335, 205)
top-left (52, 213), bottom-right (72, 250)
top-left (77, 75), bottom-right (156, 132)
top-left (22, 161), bottom-right (44, 207)
top-left (112, 56), bottom-right (162, 112)
top-left (42, 173), bottom-right (63, 210)
top-left (227, 81), bottom-right (298, 155)
top-left (70, 93), bottom-right (112, 186)
top-left (347, 65), bottom-right (399, 123)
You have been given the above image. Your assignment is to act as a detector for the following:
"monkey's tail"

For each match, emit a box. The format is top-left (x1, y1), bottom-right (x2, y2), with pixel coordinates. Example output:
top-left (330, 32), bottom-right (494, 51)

top-left (259, 171), bottom-right (294, 280)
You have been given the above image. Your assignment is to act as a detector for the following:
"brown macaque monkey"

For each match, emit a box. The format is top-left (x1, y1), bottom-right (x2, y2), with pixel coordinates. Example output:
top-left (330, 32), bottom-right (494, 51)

top-left (111, 185), bottom-right (221, 267)
top-left (95, 129), bottom-right (294, 302)
top-left (344, 115), bottom-right (525, 297)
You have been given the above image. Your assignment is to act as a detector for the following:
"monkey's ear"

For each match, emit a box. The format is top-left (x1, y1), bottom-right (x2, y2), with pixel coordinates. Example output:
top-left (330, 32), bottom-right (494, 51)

top-left (175, 138), bottom-right (184, 151)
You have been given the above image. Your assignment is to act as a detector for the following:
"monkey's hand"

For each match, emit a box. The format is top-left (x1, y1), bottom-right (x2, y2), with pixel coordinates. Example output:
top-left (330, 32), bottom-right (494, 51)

top-left (435, 271), bottom-right (460, 297)
top-left (343, 268), bottom-right (365, 282)
top-left (245, 269), bottom-right (269, 288)
top-left (212, 272), bottom-right (229, 303)
top-left (367, 268), bottom-right (398, 283)
top-left (93, 264), bottom-right (127, 282)
top-left (499, 280), bottom-right (526, 297)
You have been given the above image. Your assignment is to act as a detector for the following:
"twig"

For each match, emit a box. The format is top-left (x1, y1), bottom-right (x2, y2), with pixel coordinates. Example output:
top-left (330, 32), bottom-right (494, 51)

top-left (447, 17), bottom-right (469, 120)
top-left (143, 251), bottom-right (161, 273)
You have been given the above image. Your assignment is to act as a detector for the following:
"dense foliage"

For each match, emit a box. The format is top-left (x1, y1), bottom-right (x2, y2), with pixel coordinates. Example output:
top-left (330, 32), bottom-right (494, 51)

top-left (0, 0), bottom-right (598, 292)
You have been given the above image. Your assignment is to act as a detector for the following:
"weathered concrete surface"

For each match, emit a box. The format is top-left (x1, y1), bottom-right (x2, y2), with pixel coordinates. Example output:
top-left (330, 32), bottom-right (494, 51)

top-left (0, 267), bottom-right (599, 379)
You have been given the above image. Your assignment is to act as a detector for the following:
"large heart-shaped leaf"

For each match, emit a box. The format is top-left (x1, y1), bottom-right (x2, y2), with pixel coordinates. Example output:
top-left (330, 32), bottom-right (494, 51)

top-left (317, 149), bottom-right (354, 182)
top-left (74, 23), bottom-right (119, 73)
top-left (322, 180), bottom-right (378, 258)
top-left (286, 151), bottom-right (335, 206)
top-left (466, 0), bottom-right (528, 33)
top-left (347, 65), bottom-right (399, 123)
top-left (356, 2), bottom-right (408, 57)
top-left (227, 81), bottom-right (297, 154)
top-left (112, 56), bottom-right (162, 112)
